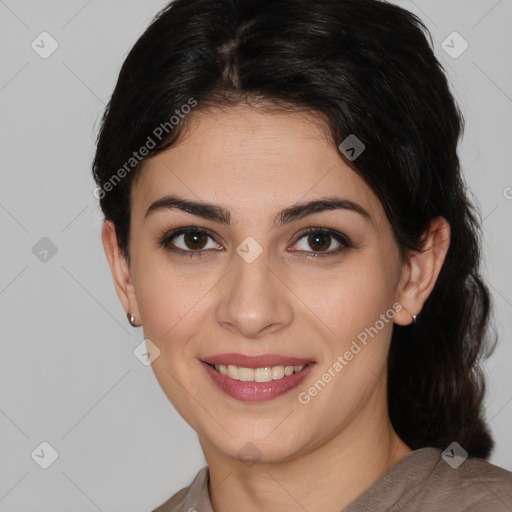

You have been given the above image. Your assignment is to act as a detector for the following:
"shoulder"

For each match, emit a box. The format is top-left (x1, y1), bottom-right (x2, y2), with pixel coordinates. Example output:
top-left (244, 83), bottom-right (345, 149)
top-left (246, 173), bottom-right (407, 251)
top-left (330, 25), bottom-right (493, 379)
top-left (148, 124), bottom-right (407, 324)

top-left (344, 447), bottom-right (512, 512)
top-left (404, 449), bottom-right (512, 511)
top-left (151, 466), bottom-right (209, 512)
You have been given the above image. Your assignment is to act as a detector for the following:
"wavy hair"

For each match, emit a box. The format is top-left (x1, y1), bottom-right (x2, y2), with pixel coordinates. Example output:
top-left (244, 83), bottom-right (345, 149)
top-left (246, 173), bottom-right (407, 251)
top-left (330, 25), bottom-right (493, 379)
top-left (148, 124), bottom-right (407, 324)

top-left (92, 0), bottom-right (498, 457)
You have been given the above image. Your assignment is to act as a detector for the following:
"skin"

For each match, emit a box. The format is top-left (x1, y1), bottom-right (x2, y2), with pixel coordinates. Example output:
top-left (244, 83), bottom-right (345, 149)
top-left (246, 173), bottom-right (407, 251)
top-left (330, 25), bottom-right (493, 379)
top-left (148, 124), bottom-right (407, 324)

top-left (102, 103), bottom-right (451, 512)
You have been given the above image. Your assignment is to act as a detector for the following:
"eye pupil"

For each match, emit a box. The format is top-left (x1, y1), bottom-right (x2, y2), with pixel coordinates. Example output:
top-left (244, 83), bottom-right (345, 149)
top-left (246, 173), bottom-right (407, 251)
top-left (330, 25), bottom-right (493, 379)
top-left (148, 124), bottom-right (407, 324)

top-left (185, 231), bottom-right (207, 250)
top-left (308, 232), bottom-right (330, 251)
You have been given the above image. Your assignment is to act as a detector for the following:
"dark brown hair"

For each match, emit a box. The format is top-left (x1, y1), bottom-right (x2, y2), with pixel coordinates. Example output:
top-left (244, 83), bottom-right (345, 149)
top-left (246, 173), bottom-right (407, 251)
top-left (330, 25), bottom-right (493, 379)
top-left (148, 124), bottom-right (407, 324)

top-left (92, 0), bottom-right (497, 458)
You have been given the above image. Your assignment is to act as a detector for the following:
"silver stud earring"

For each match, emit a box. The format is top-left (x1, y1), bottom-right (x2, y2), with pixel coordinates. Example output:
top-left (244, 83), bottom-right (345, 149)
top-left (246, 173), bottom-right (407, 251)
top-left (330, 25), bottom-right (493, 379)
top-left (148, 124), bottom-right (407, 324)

top-left (127, 312), bottom-right (139, 327)
top-left (402, 306), bottom-right (418, 325)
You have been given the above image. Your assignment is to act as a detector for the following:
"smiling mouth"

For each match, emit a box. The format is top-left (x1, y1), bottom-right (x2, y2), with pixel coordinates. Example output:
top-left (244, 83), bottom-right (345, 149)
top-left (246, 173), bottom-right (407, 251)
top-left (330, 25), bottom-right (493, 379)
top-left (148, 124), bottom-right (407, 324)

top-left (205, 362), bottom-right (314, 383)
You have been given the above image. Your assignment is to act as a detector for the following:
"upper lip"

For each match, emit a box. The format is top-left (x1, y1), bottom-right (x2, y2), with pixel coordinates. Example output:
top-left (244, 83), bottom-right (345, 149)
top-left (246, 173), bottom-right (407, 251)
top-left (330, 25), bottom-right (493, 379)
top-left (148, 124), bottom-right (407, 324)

top-left (201, 353), bottom-right (315, 368)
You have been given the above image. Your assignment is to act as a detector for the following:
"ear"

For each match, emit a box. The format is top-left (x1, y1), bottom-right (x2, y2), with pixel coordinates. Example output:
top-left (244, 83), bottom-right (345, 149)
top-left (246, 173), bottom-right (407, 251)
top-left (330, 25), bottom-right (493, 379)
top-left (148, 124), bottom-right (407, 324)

top-left (101, 220), bottom-right (140, 325)
top-left (394, 216), bottom-right (451, 326)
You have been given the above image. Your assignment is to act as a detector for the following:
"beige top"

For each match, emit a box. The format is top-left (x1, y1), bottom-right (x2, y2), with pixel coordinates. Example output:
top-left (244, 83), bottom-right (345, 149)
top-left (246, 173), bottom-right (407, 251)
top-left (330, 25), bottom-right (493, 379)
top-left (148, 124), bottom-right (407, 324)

top-left (151, 447), bottom-right (512, 511)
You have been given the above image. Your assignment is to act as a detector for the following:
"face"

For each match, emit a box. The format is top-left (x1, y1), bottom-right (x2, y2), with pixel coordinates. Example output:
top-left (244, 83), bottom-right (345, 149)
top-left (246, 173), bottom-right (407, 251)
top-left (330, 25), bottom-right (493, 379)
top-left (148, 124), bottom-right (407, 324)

top-left (124, 104), bottom-right (409, 464)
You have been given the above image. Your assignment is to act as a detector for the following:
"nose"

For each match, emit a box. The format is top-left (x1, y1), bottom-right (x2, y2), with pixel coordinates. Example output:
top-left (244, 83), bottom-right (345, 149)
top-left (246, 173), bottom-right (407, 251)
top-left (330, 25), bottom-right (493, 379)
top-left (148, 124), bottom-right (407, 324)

top-left (215, 248), bottom-right (294, 338)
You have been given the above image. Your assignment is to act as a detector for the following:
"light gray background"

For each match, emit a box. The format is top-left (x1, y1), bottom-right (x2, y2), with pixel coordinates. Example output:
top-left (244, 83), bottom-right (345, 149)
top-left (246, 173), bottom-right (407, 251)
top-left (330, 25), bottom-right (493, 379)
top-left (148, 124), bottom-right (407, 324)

top-left (0, 1), bottom-right (511, 510)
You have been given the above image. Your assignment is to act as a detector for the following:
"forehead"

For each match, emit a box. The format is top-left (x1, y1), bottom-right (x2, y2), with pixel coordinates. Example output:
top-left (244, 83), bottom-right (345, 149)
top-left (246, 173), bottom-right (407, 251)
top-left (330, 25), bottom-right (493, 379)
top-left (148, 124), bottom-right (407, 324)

top-left (132, 104), bottom-right (386, 230)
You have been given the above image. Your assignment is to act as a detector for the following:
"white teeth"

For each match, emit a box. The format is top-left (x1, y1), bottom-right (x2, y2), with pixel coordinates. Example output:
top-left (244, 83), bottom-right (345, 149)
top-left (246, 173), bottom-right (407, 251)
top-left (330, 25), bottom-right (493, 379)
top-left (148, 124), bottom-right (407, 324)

top-left (238, 367), bottom-right (255, 381)
top-left (213, 363), bottom-right (307, 382)
top-left (227, 365), bottom-right (239, 380)
top-left (272, 366), bottom-right (285, 380)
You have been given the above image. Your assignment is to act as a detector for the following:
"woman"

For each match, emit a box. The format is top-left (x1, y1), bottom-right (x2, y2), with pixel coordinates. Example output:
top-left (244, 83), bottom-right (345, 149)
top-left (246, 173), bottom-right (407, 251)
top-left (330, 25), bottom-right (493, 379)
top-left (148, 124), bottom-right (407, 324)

top-left (92, 0), bottom-right (512, 510)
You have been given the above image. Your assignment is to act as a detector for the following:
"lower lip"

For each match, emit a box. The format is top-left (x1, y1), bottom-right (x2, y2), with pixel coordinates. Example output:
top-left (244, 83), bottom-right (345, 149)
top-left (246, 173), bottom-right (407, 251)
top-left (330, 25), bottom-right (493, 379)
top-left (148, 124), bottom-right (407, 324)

top-left (200, 361), bottom-right (315, 402)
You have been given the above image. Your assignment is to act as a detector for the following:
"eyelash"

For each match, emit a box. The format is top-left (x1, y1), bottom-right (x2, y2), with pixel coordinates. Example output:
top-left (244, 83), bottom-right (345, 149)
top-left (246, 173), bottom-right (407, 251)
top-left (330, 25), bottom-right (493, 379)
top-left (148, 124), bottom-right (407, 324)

top-left (157, 226), bottom-right (352, 260)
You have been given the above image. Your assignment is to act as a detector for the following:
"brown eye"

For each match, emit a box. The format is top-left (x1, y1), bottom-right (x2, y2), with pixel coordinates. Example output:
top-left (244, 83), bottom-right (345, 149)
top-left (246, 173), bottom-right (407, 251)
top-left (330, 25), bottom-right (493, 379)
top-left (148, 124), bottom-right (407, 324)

top-left (159, 227), bottom-right (223, 257)
top-left (183, 230), bottom-right (208, 250)
top-left (307, 232), bottom-right (331, 252)
top-left (291, 227), bottom-right (351, 257)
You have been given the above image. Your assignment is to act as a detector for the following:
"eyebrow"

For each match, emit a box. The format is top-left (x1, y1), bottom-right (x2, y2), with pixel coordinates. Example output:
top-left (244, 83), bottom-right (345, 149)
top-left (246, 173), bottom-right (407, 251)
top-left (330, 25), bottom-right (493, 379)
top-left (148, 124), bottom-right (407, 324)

top-left (144, 194), bottom-right (372, 227)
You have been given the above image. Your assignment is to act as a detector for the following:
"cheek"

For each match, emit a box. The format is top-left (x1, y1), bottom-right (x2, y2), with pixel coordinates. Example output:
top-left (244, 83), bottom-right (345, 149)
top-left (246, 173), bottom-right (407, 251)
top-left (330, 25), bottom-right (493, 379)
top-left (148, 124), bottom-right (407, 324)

top-left (135, 264), bottom-right (208, 421)
top-left (298, 268), bottom-right (395, 427)
top-left (299, 258), bottom-right (397, 408)
top-left (301, 258), bottom-right (396, 343)
top-left (133, 258), bottom-right (202, 352)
